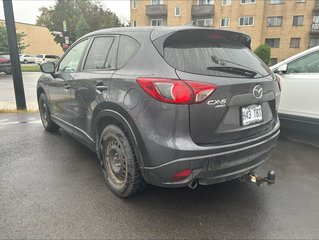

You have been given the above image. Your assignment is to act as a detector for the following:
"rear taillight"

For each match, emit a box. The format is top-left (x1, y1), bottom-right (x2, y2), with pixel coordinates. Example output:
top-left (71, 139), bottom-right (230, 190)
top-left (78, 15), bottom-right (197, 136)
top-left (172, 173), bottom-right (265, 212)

top-left (136, 78), bottom-right (217, 104)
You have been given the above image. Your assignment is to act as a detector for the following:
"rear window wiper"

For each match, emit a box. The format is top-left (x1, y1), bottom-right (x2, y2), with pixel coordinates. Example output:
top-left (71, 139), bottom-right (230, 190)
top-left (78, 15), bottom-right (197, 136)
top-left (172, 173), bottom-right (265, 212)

top-left (207, 66), bottom-right (257, 78)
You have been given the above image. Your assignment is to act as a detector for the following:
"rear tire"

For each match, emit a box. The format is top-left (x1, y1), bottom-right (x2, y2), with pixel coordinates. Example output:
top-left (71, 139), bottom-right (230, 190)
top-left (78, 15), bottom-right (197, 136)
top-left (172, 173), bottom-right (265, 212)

top-left (23, 60), bottom-right (28, 64)
top-left (38, 93), bottom-right (59, 132)
top-left (99, 124), bottom-right (146, 197)
top-left (5, 69), bottom-right (11, 75)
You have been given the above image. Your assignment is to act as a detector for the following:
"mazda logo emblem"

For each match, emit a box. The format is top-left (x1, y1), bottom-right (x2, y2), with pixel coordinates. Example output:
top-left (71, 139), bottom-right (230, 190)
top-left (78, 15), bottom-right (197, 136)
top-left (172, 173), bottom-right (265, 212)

top-left (253, 85), bottom-right (263, 98)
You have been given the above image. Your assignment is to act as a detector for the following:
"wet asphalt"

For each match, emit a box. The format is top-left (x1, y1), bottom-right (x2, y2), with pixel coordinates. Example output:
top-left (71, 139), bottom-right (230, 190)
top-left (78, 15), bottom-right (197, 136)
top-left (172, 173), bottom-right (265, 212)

top-left (0, 113), bottom-right (319, 239)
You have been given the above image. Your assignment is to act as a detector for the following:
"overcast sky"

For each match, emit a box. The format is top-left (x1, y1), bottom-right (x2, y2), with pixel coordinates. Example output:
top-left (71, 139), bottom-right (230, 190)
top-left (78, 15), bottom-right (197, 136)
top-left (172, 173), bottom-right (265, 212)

top-left (0, 0), bottom-right (130, 24)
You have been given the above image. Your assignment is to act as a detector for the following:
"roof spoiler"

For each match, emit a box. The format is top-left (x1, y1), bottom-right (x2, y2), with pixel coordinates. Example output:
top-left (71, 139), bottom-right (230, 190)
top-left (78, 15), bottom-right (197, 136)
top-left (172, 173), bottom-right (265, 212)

top-left (151, 28), bottom-right (252, 55)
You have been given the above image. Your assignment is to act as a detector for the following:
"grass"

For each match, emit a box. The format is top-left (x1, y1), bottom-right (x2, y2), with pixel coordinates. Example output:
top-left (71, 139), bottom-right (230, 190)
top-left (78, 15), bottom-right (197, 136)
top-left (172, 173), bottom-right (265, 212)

top-left (21, 65), bottom-right (41, 72)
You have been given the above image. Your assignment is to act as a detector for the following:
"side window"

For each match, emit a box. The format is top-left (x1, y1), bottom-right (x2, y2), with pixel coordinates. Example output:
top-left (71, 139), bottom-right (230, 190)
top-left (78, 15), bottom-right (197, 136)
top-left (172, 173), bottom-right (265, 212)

top-left (84, 37), bottom-right (114, 70)
top-left (287, 51), bottom-right (319, 74)
top-left (59, 39), bottom-right (89, 72)
top-left (117, 35), bottom-right (140, 69)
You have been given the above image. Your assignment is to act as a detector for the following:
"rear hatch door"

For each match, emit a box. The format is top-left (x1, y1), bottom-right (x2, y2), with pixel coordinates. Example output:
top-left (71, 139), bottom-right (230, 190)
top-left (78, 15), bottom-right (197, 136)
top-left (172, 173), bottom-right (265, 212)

top-left (153, 29), bottom-right (279, 145)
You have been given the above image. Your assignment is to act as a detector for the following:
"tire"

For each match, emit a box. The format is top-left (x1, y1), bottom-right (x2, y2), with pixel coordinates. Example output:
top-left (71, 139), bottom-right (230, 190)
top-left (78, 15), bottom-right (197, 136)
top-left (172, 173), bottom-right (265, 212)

top-left (38, 93), bottom-right (59, 132)
top-left (23, 59), bottom-right (28, 64)
top-left (99, 124), bottom-right (146, 197)
top-left (5, 68), bottom-right (11, 75)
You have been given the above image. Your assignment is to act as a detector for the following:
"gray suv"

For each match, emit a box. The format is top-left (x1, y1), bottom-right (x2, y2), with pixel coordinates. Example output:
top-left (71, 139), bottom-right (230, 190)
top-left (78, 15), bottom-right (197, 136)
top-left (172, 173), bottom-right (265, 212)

top-left (37, 27), bottom-right (281, 197)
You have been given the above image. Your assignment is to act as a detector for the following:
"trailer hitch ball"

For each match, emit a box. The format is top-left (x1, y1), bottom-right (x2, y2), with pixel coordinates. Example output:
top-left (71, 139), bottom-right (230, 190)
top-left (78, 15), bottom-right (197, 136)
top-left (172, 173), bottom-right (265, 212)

top-left (267, 170), bottom-right (276, 185)
top-left (240, 170), bottom-right (276, 186)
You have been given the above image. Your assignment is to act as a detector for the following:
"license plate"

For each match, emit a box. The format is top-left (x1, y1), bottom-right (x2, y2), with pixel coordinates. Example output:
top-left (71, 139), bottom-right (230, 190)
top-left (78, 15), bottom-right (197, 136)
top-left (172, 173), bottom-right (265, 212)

top-left (241, 104), bottom-right (263, 126)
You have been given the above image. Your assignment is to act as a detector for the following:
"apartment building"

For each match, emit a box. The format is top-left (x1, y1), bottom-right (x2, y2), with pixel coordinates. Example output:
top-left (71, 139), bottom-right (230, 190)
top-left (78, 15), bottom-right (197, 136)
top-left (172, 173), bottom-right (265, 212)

top-left (131, 0), bottom-right (319, 63)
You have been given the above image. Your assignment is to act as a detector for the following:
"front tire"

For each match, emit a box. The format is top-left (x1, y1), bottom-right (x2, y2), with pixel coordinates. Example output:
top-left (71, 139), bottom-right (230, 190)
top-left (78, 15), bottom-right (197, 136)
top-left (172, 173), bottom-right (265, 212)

top-left (99, 124), bottom-right (146, 197)
top-left (23, 59), bottom-right (28, 64)
top-left (38, 93), bottom-right (59, 132)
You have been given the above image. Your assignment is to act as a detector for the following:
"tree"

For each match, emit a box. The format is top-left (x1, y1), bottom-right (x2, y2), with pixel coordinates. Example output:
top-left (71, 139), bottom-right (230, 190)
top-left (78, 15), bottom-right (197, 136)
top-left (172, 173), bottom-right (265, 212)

top-left (36, 0), bottom-right (122, 47)
top-left (254, 44), bottom-right (271, 65)
top-left (0, 24), bottom-right (29, 53)
top-left (76, 14), bottom-right (91, 39)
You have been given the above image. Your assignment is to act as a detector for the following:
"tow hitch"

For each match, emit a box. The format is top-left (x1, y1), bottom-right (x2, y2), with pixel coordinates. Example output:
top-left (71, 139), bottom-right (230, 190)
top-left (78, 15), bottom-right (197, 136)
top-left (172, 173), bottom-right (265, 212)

top-left (240, 170), bottom-right (276, 186)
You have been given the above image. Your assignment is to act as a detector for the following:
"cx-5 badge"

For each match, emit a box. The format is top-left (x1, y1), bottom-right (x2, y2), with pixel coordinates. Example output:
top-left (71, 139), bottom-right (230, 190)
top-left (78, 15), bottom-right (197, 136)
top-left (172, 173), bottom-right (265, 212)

top-left (207, 99), bottom-right (227, 108)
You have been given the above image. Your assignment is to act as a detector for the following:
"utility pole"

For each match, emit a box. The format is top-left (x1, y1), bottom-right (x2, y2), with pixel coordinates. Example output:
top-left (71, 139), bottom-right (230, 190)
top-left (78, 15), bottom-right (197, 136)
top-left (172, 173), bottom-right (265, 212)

top-left (3, 0), bottom-right (26, 110)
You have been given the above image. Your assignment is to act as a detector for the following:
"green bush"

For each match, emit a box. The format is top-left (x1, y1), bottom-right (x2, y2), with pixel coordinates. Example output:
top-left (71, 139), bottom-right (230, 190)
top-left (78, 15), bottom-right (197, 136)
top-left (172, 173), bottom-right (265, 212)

top-left (254, 44), bottom-right (271, 65)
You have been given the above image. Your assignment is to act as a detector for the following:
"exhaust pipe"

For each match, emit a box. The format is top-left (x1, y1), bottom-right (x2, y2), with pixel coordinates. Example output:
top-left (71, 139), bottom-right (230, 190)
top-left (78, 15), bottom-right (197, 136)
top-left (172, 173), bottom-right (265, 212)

top-left (188, 179), bottom-right (198, 189)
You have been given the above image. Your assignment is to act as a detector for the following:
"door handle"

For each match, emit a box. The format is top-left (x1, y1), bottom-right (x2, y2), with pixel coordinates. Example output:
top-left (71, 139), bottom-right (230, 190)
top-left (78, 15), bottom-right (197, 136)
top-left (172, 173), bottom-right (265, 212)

top-left (95, 85), bottom-right (108, 93)
top-left (64, 84), bottom-right (70, 91)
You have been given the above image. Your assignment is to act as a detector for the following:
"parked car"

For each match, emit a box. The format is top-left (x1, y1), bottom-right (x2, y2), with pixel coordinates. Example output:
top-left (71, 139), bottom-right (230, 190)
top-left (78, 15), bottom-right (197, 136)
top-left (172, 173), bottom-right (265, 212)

top-left (35, 54), bottom-right (60, 65)
top-left (0, 53), bottom-right (11, 75)
top-left (20, 54), bottom-right (36, 64)
top-left (37, 27), bottom-right (281, 197)
top-left (270, 45), bottom-right (319, 132)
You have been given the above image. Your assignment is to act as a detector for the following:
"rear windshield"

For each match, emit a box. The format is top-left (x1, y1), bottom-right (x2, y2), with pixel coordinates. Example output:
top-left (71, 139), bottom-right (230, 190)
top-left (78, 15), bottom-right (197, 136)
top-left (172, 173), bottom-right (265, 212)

top-left (46, 55), bottom-right (59, 59)
top-left (161, 31), bottom-right (271, 78)
top-left (36, 55), bottom-right (43, 58)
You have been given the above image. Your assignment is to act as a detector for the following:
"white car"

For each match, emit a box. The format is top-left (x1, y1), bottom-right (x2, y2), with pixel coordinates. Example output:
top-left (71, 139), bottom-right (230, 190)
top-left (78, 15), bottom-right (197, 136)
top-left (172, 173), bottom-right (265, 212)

top-left (19, 54), bottom-right (35, 64)
top-left (35, 54), bottom-right (60, 65)
top-left (270, 45), bottom-right (319, 131)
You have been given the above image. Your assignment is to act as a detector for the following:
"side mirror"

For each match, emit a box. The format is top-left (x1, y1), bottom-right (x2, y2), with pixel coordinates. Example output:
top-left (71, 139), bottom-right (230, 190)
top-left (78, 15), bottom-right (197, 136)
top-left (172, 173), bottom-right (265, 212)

top-left (274, 64), bottom-right (288, 75)
top-left (40, 62), bottom-right (55, 74)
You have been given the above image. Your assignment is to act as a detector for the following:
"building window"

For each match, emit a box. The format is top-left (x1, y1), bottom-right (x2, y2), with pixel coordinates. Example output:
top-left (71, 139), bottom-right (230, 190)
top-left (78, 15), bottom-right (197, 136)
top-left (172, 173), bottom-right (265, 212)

top-left (270, 58), bottom-right (278, 66)
top-left (132, 20), bottom-right (137, 27)
top-left (269, 0), bottom-right (285, 4)
top-left (267, 16), bottom-right (283, 27)
top-left (151, 19), bottom-right (163, 26)
top-left (295, 0), bottom-right (306, 3)
top-left (239, 17), bottom-right (254, 26)
top-left (175, 6), bottom-right (181, 16)
top-left (196, 19), bottom-right (213, 27)
top-left (312, 16), bottom-right (319, 32)
top-left (222, 0), bottom-right (231, 5)
top-left (290, 38), bottom-right (300, 48)
top-left (220, 18), bottom-right (230, 27)
top-left (240, 0), bottom-right (256, 4)
top-left (198, 0), bottom-right (214, 5)
top-left (309, 37), bottom-right (319, 47)
top-left (265, 38), bottom-right (280, 48)
top-left (293, 16), bottom-right (304, 26)
top-left (132, 0), bottom-right (137, 9)
top-left (151, 0), bottom-right (163, 5)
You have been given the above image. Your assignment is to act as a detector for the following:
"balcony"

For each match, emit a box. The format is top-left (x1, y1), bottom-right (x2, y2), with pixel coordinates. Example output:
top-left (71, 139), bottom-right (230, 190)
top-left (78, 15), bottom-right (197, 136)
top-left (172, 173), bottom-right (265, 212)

top-left (146, 4), bottom-right (167, 17)
top-left (310, 23), bottom-right (319, 35)
top-left (314, 0), bottom-right (319, 11)
top-left (191, 4), bottom-right (214, 17)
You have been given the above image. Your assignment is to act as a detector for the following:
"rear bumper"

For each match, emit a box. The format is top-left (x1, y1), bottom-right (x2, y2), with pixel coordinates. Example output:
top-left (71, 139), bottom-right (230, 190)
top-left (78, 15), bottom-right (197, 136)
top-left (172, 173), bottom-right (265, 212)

top-left (141, 124), bottom-right (280, 187)
top-left (279, 113), bottom-right (319, 135)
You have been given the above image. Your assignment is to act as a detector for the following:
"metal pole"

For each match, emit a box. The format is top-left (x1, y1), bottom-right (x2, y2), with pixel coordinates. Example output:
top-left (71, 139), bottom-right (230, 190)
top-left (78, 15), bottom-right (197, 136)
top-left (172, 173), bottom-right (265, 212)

top-left (3, 0), bottom-right (26, 110)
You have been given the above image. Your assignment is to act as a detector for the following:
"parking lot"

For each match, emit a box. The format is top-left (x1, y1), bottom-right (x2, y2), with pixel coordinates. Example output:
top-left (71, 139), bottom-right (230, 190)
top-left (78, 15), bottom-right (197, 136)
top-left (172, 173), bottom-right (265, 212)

top-left (0, 72), bottom-right (40, 109)
top-left (0, 113), bottom-right (318, 239)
